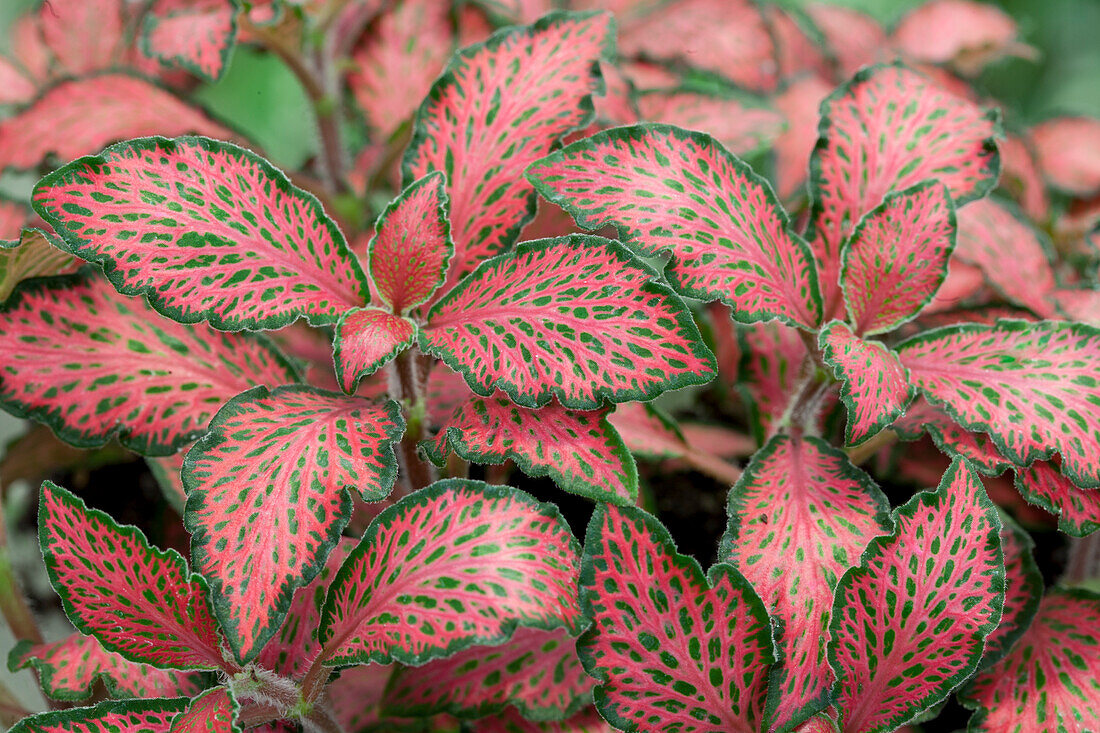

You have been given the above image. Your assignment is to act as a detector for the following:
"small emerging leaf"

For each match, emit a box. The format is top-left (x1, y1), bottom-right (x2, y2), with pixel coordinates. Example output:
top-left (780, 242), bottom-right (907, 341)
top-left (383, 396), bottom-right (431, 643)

top-left (333, 308), bottom-right (416, 394)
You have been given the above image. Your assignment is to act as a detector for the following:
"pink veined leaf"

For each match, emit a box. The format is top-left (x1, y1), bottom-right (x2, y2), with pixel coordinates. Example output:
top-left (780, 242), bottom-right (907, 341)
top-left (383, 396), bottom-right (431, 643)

top-left (269, 322), bottom-right (351, 395)
top-left (9, 634), bottom-right (201, 701)
top-left (1031, 116), bottom-right (1100, 197)
top-left (981, 515), bottom-right (1043, 669)
top-left (385, 627), bottom-right (592, 720)
top-left (169, 687), bottom-right (239, 733)
top-left (897, 319), bottom-right (1100, 489)
top-left (803, 3), bottom-right (888, 79)
top-left (11, 15), bottom-right (50, 84)
top-left (998, 134), bottom-right (1049, 222)
top-left (619, 60), bottom-right (680, 92)
top-left (1015, 461), bottom-right (1100, 537)
top-left (7, 698), bottom-right (188, 733)
top-left (0, 74), bottom-right (233, 172)
top-left (828, 458), bottom-right (1005, 733)
top-left (527, 125), bottom-right (823, 329)
top-left (349, 0), bottom-right (453, 137)
top-left (840, 181), bottom-right (957, 335)
top-left (763, 5), bottom-right (830, 81)
top-left (772, 75), bottom-right (832, 202)
top-left (720, 433), bottom-right (891, 732)
top-left (142, 0), bottom-right (239, 82)
top-left (920, 259), bottom-right (990, 315)
top-left (918, 305), bottom-right (1037, 329)
top-left (819, 320), bottom-right (914, 447)
top-left (738, 320), bottom-right (809, 443)
top-left (891, 0), bottom-right (1030, 74)
top-left (38, 0), bottom-right (123, 76)
top-left (319, 480), bottom-right (583, 667)
top-left (618, 0), bottom-right (777, 93)
top-left (146, 450), bottom-right (189, 514)
top-left (326, 664), bottom-right (395, 732)
top-left (0, 57), bottom-right (35, 105)
top-left (470, 707), bottom-right (614, 733)
top-left (0, 273), bottom-right (297, 456)
top-left (962, 587), bottom-right (1100, 732)
top-left (424, 393), bottom-right (638, 505)
top-left (333, 308), bottom-right (416, 394)
top-left (1049, 287), bottom-right (1100, 327)
top-left (807, 64), bottom-right (1000, 316)
top-left (636, 92), bottom-right (785, 157)
top-left (591, 62), bottom-right (639, 128)
top-left (579, 503), bottom-right (774, 733)
top-left (34, 136), bottom-right (369, 331)
top-left (420, 235), bottom-right (716, 409)
top-left (368, 171), bottom-right (453, 314)
top-left (403, 11), bottom-right (612, 282)
top-left (608, 401), bottom-right (688, 460)
top-left (794, 715), bottom-right (840, 733)
top-left (426, 364), bottom-right (473, 427)
top-left (39, 481), bottom-right (224, 670)
top-left (955, 198), bottom-right (1057, 317)
top-left (0, 228), bottom-right (79, 303)
top-left (182, 385), bottom-right (404, 664)
top-left (893, 399), bottom-right (1014, 477)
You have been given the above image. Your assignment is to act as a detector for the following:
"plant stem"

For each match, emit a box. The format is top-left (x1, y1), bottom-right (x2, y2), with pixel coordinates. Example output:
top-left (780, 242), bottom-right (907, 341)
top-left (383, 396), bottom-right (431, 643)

top-left (0, 678), bottom-right (28, 728)
top-left (1063, 533), bottom-right (1100, 585)
top-left (845, 429), bottom-right (898, 467)
top-left (0, 486), bottom-right (43, 647)
top-left (237, 702), bottom-right (283, 728)
top-left (393, 351), bottom-right (435, 494)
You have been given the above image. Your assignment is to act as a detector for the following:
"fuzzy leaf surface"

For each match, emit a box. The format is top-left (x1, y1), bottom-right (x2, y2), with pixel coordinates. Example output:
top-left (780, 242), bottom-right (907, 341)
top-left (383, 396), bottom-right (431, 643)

top-left (580, 503), bottom-right (774, 733)
top-left (39, 481), bottom-right (223, 670)
top-left (403, 12), bottom-right (611, 279)
top-left (0, 75), bottom-right (232, 171)
top-left (819, 321), bottom-right (914, 446)
top-left (333, 308), bottom-right (416, 394)
top-left (894, 400), bottom-right (1014, 477)
top-left (420, 235), bottom-right (715, 409)
top-left (427, 394), bottom-right (636, 504)
top-left (8, 698), bottom-right (187, 733)
top-left (898, 320), bottom-right (1100, 489)
top-left (982, 516), bottom-right (1043, 669)
top-left (721, 434), bottom-right (890, 732)
top-left (1015, 461), bottom-right (1100, 537)
top-left (0, 273), bottom-right (296, 455)
top-left (183, 385), bottom-right (403, 663)
top-left (829, 459), bottom-right (1004, 733)
top-left (320, 480), bottom-right (582, 666)
top-left (0, 228), bottom-right (78, 303)
top-left (386, 627), bottom-right (591, 720)
top-left (143, 0), bottom-right (238, 82)
top-left (368, 172), bottom-right (452, 314)
top-left (840, 182), bottom-right (956, 335)
top-left (33, 136), bottom-right (368, 331)
top-left (962, 588), bottom-right (1100, 732)
top-left (528, 125), bottom-right (822, 329)
top-left (170, 687), bottom-right (239, 733)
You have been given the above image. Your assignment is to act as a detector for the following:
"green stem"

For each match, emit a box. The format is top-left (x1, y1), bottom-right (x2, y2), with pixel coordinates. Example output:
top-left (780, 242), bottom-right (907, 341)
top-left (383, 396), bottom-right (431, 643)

top-left (393, 351), bottom-right (435, 495)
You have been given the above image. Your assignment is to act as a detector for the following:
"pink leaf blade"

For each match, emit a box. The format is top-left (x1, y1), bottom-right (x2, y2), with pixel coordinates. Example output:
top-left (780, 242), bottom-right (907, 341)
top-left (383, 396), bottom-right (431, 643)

top-left (0, 273), bottom-right (298, 456)
top-left (142, 0), bottom-right (238, 82)
top-left (738, 320), bottom-right (810, 443)
top-left (33, 136), bottom-right (369, 331)
top-left (528, 124), bottom-right (823, 329)
top-left (7, 698), bottom-right (188, 733)
top-left (980, 514), bottom-right (1043, 669)
top-left (420, 235), bottom-right (715, 409)
top-left (898, 320), bottom-right (1100, 489)
top-left (169, 687), bottom-right (239, 733)
top-left (403, 11), bottom-right (612, 280)
top-left (38, 0), bottom-right (123, 76)
top-left (319, 480), bottom-right (583, 667)
top-left (819, 321), bottom-right (914, 446)
top-left (828, 459), bottom-right (1005, 733)
top-left (0, 57), bottom-right (35, 105)
top-left (636, 92), bottom-right (785, 158)
top-left (893, 399), bottom-right (1014, 477)
top-left (39, 481), bottom-right (224, 671)
top-left (183, 386), bottom-right (404, 664)
top-left (720, 433), bottom-right (891, 732)
top-left (333, 308), bottom-right (416, 394)
top-left (424, 394), bottom-right (638, 505)
top-left (892, 0), bottom-right (1027, 72)
top-left (1032, 116), bottom-right (1100, 197)
top-left (840, 181), bottom-right (957, 335)
top-left (1015, 462), bottom-right (1100, 537)
top-left (579, 503), bottom-right (775, 733)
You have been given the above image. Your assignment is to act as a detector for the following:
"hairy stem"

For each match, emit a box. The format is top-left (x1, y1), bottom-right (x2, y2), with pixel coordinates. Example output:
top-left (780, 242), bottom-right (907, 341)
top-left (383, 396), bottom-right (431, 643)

top-left (1063, 533), bottom-right (1100, 585)
top-left (393, 351), bottom-right (435, 494)
top-left (237, 702), bottom-right (283, 728)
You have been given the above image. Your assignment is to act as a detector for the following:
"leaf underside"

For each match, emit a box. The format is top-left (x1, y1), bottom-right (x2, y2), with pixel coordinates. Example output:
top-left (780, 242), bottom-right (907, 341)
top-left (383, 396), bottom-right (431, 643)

top-left (0, 228), bottom-right (79, 303)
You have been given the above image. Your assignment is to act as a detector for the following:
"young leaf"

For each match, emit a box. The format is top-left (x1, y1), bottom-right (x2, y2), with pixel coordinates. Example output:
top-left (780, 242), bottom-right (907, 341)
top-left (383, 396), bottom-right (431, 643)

top-left (0, 273), bottom-right (298, 456)
top-left (33, 136), bottom-right (369, 331)
top-left (333, 308), bottom-right (416, 394)
top-left (579, 503), bottom-right (774, 732)
top-left (527, 124), bottom-right (823, 329)
top-left (897, 320), bottom-right (1100, 489)
top-left (183, 385), bottom-right (404, 664)
top-left (808, 64), bottom-right (1000, 314)
top-left (319, 480), bottom-right (583, 667)
top-left (8, 698), bottom-right (188, 733)
top-left (38, 0), bottom-right (123, 76)
top-left (828, 459), bottom-right (1004, 733)
top-left (720, 434), bottom-right (891, 732)
top-left (0, 228), bottom-right (78, 303)
top-left (142, 0), bottom-right (238, 82)
top-left (981, 515), bottom-right (1043, 669)
top-left (840, 182), bottom-right (956, 335)
top-left (39, 481), bottom-right (224, 670)
top-left (368, 172), bottom-right (453, 314)
top-left (9, 634), bottom-right (200, 701)
top-left (819, 321), bottom-right (914, 446)
top-left (424, 393), bottom-right (638, 505)
top-left (403, 11), bottom-right (612, 280)
top-left (385, 627), bottom-right (592, 721)
top-left (1015, 461), bottom-right (1100, 537)
top-left (420, 235), bottom-right (716, 409)
top-left (170, 687), bottom-right (240, 733)
top-left (0, 75), bottom-right (232, 171)
top-left (962, 588), bottom-right (1100, 732)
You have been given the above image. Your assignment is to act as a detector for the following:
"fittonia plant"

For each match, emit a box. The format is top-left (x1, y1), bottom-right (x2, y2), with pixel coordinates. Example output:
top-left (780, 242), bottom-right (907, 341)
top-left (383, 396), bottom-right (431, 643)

top-left (0, 0), bottom-right (1099, 732)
